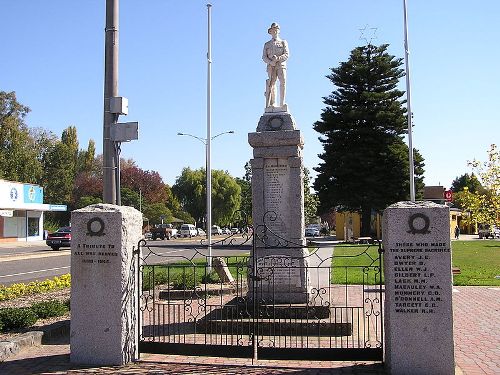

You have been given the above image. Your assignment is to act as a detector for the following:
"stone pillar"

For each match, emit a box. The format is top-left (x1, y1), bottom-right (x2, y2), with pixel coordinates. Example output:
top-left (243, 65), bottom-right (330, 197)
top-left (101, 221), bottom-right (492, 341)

top-left (383, 201), bottom-right (455, 375)
top-left (248, 112), bottom-right (310, 303)
top-left (70, 204), bottom-right (142, 366)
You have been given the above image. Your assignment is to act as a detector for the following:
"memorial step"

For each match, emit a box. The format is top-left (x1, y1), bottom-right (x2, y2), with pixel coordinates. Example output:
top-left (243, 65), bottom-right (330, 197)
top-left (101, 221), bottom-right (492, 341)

top-left (202, 298), bottom-right (331, 319)
top-left (197, 317), bottom-right (352, 336)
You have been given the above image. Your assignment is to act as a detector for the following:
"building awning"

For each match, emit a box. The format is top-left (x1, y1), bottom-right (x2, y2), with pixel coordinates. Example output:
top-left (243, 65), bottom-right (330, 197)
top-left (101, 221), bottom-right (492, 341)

top-left (0, 204), bottom-right (67, 212)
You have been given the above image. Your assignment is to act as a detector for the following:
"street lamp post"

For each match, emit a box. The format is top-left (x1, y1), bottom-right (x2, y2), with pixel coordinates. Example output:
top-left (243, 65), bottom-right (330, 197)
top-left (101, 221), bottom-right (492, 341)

top-left (177, 130), bottom-right (234, 272)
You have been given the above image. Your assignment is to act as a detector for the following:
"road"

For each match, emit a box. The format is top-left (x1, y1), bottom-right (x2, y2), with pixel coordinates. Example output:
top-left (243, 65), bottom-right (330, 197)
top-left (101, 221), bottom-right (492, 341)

top-left (0, 236), bottom-right (251, 286)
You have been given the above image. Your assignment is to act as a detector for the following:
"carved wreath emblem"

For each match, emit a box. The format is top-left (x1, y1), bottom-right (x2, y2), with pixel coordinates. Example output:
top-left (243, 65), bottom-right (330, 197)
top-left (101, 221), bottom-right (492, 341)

top-left (87, 217), bottom-right (105, 236)
top-left (407, 213), bottom-right (430, 235)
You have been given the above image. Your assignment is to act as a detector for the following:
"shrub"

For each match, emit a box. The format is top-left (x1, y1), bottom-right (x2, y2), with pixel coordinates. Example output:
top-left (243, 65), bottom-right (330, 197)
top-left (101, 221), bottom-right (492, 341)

top-left (201, 271), bottom-right (220, 284)
top-left (171, 271), bottom-right (197, 290)
top-left (0, 307), bottom-right (38, 330)
top-left (31, 300), bottom-right (69, 319)
top-left (64, 299), bottom-right (71, 310)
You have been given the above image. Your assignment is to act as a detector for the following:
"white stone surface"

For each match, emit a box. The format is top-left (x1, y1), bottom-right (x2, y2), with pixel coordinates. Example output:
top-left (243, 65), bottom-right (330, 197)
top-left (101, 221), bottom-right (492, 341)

top-left (249, 116), bottom-right (311, 303)
top-left (263, 22), bottom-right (289, 110)
top-left (212, 257), bottom-right (234, 283)
top-left (383, 201), bottom-right (455, 375)
top-left (70, 204), bottom-right (142, 366)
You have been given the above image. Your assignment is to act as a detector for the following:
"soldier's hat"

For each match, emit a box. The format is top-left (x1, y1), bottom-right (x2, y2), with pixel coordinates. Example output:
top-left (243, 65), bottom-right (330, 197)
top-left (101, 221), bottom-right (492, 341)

top-left (268, 22), bottom-right (280, 34)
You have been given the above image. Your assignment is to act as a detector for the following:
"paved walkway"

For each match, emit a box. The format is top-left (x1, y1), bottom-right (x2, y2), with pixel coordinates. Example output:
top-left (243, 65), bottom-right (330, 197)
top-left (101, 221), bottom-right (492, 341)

top-left (1, 286), bottom-right (498, 374)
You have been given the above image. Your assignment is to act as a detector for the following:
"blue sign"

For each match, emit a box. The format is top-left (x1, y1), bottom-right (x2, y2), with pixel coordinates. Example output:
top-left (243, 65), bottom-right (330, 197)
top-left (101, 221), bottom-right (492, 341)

top-left (23, 184), bottom-right (43, 204)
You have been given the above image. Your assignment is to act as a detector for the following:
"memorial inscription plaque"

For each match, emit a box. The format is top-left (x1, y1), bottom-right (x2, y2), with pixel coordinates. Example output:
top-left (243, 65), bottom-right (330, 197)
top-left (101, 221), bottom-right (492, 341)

top-left (256, 255), bottom-right (302, 288)
top-left (263, 158), bottom-right (289, 238)
top-left (383, 201), bottom-right (454, 375)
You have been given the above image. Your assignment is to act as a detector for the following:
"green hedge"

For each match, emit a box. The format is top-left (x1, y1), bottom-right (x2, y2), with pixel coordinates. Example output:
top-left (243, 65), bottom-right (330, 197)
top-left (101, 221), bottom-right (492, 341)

top-left (0, 299), bottom-right (69, 332)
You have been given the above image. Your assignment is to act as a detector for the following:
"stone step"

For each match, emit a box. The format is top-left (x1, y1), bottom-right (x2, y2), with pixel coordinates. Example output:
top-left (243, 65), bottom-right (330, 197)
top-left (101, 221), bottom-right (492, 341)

top-left (203, 302), bottom-right (331, 319)
top-left (197, 318), bottom-right (352, 337)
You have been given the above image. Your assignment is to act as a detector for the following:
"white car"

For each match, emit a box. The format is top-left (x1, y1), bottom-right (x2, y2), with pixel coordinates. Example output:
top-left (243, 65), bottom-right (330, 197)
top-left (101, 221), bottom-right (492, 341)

top-left (305, 227), bottom-right (320, 237)
top-left (179, 224), bottom-right (197, 238)
top-left (211, 225), bottom-right (222, 235)
top-left (196, 228), bottom-right (206, 236)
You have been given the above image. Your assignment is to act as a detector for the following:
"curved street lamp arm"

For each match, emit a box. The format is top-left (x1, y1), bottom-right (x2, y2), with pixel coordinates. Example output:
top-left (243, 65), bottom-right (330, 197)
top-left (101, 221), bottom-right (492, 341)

top-left (177, 132), bottom-right (207, 145)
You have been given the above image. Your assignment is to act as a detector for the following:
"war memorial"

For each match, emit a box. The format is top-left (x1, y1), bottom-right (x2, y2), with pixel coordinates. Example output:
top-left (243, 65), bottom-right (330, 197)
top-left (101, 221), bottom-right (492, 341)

top-left (69, 22), bottom-right (456, 375)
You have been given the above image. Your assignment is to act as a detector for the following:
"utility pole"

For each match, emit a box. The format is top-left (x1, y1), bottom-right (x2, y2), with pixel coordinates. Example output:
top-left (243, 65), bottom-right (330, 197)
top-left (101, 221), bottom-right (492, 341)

top-left (403, 0), bottom-right (416, 202)
top-left (103, 0), bottom-right (119, 204)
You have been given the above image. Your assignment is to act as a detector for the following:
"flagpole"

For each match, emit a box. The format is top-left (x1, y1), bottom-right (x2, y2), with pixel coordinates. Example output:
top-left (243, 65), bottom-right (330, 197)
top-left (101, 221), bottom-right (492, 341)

top-left (206, 3), bottom-right (213, 272)
top-left (403, 0), bottom-right (416, 202)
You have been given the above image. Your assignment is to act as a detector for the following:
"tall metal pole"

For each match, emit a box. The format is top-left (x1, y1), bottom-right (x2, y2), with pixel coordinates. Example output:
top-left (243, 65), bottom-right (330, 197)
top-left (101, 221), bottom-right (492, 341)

top-left (206, 3), bottom-right (213, 272)
top-left (103, 0), bottom-right (119, 204)
top-left (403, 0), bottom-right (415, 202)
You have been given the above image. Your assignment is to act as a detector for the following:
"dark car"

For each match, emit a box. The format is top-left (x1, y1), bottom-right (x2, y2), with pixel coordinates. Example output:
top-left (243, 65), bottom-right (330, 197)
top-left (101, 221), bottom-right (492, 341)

top-left (46, 226), bottom-right (71, 251)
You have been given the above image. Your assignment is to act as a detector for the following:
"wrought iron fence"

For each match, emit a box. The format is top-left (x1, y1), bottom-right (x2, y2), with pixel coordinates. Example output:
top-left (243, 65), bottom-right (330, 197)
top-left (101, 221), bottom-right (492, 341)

top-left (136, 220), bottom-right (383, 361)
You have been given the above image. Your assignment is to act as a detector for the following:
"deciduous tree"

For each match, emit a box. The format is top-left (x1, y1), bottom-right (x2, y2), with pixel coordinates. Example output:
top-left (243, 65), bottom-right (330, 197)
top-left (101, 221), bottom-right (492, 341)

top-left (172, 167), bottom-right (241, 226)
top-left (0, 91), bottom-right (42, 183)
top-left (457, 144), bottom-right (499, 227)
top-left (304, 168), bottom-right (319, 224)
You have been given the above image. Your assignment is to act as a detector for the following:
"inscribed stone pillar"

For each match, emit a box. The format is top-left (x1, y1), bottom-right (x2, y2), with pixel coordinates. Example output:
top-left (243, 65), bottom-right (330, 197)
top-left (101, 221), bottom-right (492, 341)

top-left (383, 201), bottom-right (455, 375)
top-left (70, 204), bottom-right (142, 366)
top-left (248, 112), bottom-right (310, 303)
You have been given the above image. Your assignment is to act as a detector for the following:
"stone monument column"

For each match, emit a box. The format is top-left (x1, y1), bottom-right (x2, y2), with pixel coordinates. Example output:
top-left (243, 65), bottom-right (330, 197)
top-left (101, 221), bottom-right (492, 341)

top-left (70, 204), bottom-right (142, 366)
top-left (248, 112), bottom-right (310, 303)
top-left (383, 201), bottom-right (455, 375)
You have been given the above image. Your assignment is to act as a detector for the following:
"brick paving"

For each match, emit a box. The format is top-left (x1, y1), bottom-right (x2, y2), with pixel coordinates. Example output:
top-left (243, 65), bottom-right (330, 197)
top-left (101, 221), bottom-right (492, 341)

top-left (0, 286), bottom-right (498, 374)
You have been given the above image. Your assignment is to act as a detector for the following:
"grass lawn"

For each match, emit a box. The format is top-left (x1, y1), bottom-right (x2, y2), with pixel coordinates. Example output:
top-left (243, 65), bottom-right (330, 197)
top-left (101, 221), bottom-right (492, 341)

top-left (329, 244), bottom-right (383, 286)
top-left (142, 255), bottom-right (248, 290)
top-left (451, 240), bottom-right (500, 286)
top-left (142, 241), bottom-right (500, 289)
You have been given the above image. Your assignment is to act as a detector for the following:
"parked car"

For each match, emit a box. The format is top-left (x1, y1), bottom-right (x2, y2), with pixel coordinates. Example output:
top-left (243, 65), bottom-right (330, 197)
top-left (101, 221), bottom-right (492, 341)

top-left (478, 223), bottom-right (495, 239)
top-left (305, 226), bottom-right (320, 237)
top-left (150, 224), bottom-right (178, 240)
top-left (211, 225), bottom-right (222, 235)
top-left (196, 228), bottom-right (206, 236)
top-left (46, 226), bottom-right (71, 251)
top-left (231, 228), bottom-right (240, 234)
top-left (221, 228), bottom-right (231, 235)
top-left (179, 224), bottom-right (197, 238)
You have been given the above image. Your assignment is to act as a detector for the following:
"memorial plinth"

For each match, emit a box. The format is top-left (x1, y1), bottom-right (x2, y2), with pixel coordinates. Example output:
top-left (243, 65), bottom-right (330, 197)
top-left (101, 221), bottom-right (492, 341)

top-left (248, 111), bottom-right (311, 303)
top-left (383, 201), bottom-right (455, 375)
top-left (70, 204), bottom-right (142, 366)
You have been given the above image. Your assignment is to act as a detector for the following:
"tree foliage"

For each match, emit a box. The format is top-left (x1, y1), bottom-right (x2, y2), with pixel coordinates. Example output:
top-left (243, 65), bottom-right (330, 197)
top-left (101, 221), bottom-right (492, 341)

top-left (142, 203), bottom-right (173, 225)
top-left (304, 168), bottom-right (319, 224)
top-left (172, 167), bottom-right (241, 226)
top-left (457, 144), bottom-right (499, 227)
top-left (234, 161), bottom-right (253, 223)
top-left (43, 126), bottom-right (81, 207)
top-left (451, 173), bottom-right (483, 194)
top-left (121, 165), bottom-right (168, 204)
top-left (313, 44), bottom-right (425, 236)
top-left (0, 91), bottom-right (43, 183)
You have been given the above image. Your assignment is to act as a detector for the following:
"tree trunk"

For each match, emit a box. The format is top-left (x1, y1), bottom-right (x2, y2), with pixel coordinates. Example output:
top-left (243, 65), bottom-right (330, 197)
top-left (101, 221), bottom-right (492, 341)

top-left (361, 206), bottom-right (372, 237)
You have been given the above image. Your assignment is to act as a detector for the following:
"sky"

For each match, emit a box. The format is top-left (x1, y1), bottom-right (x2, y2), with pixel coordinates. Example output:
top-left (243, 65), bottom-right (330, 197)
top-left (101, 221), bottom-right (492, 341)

top-left (1, 1), bottom-right (499, 191)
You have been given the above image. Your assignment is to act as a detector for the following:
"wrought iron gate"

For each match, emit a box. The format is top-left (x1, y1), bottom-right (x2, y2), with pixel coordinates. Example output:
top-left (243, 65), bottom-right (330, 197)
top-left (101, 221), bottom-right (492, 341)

top-left (136, 228), bottom-right (383, 361)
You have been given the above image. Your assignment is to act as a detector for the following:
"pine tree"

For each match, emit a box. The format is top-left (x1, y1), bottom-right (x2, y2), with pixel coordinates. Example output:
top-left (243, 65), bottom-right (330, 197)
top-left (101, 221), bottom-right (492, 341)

top-left (313, 44), bottom-right (425, 236)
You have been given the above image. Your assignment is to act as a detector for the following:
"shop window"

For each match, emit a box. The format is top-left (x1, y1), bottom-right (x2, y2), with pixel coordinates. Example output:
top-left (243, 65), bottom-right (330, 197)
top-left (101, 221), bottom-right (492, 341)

top-left (28, 217), bottom-right (39, 236)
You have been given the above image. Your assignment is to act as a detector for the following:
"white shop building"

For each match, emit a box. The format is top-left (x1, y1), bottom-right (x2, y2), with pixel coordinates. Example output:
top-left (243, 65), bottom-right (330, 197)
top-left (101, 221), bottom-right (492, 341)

top-left (0, 179), bottom-right (67, 242)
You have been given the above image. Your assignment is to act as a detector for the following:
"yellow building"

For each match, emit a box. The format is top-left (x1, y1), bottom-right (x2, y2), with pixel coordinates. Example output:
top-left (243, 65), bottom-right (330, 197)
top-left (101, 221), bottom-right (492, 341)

top-left (335, 208), bottom-right (461, 242)
top-left (335, 211), bottom-right (382, 242)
